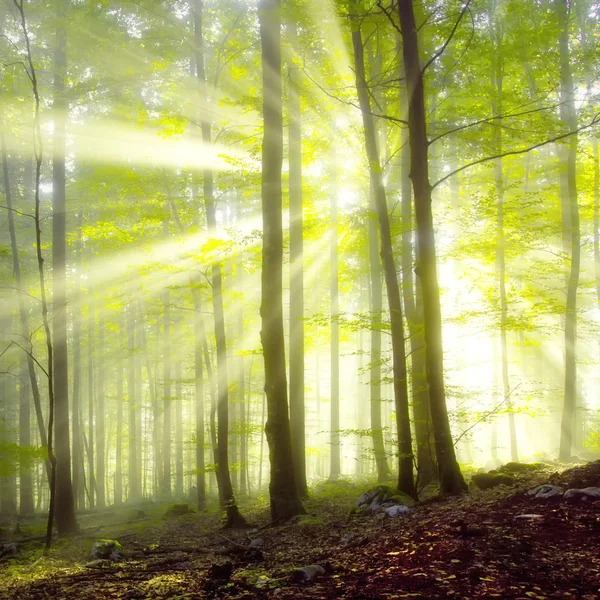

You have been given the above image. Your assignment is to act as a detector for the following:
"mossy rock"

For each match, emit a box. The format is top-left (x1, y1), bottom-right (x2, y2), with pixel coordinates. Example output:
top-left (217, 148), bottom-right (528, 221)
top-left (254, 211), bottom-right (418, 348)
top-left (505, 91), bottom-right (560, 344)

top-left (164, 504), bottom-right (195, 518)
top-left (498, 462), bottom-right (544, 474)
top-left (293, 515), bottom-right (323, 526)
top-left (471, 473), bottom-right (515, 490)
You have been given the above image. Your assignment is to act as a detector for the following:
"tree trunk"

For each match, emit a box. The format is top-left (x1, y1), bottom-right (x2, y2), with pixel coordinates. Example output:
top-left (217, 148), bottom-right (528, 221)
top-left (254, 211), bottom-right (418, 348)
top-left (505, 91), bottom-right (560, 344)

top-left (96, 316), bottom-right (105, 507)
top-left (52, 0), bottom-right (78, 534)
top-left (127, 302), bottom-right (139, 500)
top-left (162, 248), bottom-right (172, 498)
top-left (396, 43), bottom-right (435, 486)
top-left (115, 320), bottom-right (124, 505)
top-left (192, 0), bottom-right (245, 527)
top-left (87, 307), bottom-right (95, 508)
top-left (71, 213), bottom-right (85, 510)
top-left (193, 281), bottom-right (206, 509)
top-left (258, 0), bottom-right (306, 520)
top-left (19, 359), bottom-right (34, 515)
top-left (351, 5), bottom-right (416, 498)
top-left (329, 152), bottom-right (341, 480)
top-left (488, 3), bottom-right (518, 462)
top-left (397, 0), bottom-right (466, 495)
top-left (175, 315), bottom-right (183, 499)
top-left (557, 0), bottom-right (580, 462)
top-left (0, 121), bottom-right (51, 487)
top-left (288, 22), bottom-right (308, 497)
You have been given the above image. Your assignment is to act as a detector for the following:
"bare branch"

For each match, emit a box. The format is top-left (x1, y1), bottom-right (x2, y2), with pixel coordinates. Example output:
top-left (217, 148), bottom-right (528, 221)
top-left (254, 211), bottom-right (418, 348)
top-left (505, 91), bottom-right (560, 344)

top-left (0, 204), bottom-right (35, 219)
top-left (301, 67), bottom-right (407, 126)
top-left (422, 0), bottom-right (473, 74)
top-left (428, 102), bottom-right (567, 145)
top-left (433, 113), bottom-right (600, 189)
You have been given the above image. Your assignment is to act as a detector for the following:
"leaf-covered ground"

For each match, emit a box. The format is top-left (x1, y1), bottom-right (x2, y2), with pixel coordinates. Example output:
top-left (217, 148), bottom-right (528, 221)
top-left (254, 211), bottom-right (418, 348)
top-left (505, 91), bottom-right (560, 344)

top-left (0, 463), bottom-right (599, 599)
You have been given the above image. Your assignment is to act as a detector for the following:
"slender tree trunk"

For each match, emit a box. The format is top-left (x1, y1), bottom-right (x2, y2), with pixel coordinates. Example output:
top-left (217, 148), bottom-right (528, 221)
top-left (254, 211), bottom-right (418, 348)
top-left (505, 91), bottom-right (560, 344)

top-left (115, 320), bottom-right (124, 505)
top-left (52, 0), bottom-right (78, 533)
top-left (369, 186), bottom-right (391, 483)
top-left (71, 213), bottom-right (85, 509)
top-left (87, 307), bottom-right (95, 508)
top-left (235, 241), bottom-right (248, 496)
top-left (175, 315), bottom-right (183, 499)
top-left (193, 282), bottom-right (206, 509)
top-left (193, 0), bottom-right (245, 526)
top-left (0, 119), bottom-right (51, 486)
top-left (19, 359), bottom-right (34, 514)
top-left (127, 302), bottom-right (139, 500)
top-left (397, 0), bottom-right (466, 494)
top-left (96, 315), bottom-right (106, 507)
top-left (288, 22), bottom-right (308, 496)
top-left (162, 249), bottom-right (172, 497)
top-left (488, 5), bottom-right (518, 462)
top-left (351, 6), bottom-right (416, 498)
top-left (558, 0), bottom-right (580, 461)
top-left (258, 0), bottom-right (306, 520)
top-left (329, 154), bottom-right (341, 480)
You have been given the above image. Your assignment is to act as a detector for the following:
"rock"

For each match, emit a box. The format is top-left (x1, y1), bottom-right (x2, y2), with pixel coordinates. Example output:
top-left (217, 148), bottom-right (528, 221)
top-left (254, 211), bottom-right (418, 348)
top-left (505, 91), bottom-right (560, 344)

top-left (563, 487), bottom-right (600, 501)
top-left (292, 564), bottom-right (326, 582)
top-left (471, 473), bottom-right (515, 490)
top-left (164, 503), bottom-right (194, 518)
top-left (249, 538), bottom-right (264, 547)
top-left (384, 504), bottom-right (410, 518)
top-left (355, 485), bottom-right (415, 515)
top-left (498, 462), bottom-right (543, 474)
top-left (527, 485), bottom-right (563, 499)
top-left (0, 543), bottom-right (18, 559)
top-left (89, 540), bottom-right (125, 562)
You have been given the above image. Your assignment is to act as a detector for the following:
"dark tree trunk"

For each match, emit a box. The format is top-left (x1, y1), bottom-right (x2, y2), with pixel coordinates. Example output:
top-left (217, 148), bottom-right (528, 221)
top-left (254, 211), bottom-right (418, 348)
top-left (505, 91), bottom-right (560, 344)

top-left (288, 22), bottom-right (308, 497)
top-left (351, 7), bottom-right (416, 498)
top-left (397, 0), bottom-right (466, 495)
top-left (193, 0), bottom-right (245, 527)
top-left (258, 0), bottom-right (306, 520)
top-left (397, 45), bottom-right (435, 486)
top-left (52, 0), bottom-right (78, 534)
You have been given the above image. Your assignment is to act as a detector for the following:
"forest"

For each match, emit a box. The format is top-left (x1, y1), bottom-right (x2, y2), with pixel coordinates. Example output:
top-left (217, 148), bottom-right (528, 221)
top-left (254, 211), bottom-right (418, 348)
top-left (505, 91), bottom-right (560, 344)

top-left (0, 0), bottom-right (600, 597)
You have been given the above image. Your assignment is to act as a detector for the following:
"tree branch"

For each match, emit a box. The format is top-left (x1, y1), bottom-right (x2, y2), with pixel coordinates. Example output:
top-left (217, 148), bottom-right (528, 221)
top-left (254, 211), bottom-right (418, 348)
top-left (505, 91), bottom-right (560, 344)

top-left (422, 0), bottom-right (472, 74)
top-left (428, 102), bottom-right (567, 145)
top-left (433, 113), bottom-right (600, 189)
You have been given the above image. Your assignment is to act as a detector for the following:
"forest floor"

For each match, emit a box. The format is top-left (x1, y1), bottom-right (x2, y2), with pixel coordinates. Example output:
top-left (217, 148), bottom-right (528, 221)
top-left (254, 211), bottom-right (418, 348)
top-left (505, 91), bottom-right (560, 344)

top-left (0, 462), bottom-right (599, 599)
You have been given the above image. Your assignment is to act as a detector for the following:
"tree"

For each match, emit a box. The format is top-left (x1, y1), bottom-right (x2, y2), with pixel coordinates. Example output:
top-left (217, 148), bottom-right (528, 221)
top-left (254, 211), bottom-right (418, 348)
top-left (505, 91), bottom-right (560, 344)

top-left (557, 0), bottom-right (580, 462)
top-left (193, 0), bottom-right (246, 527)
top-left (288, 21), bottom-right (308, 497)
top-left (397, 0), bottom-right (467, 495)
top-left (351, 2), bottom-right (416, 498)
top-left (258, 0), bottom-right (306, 520)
